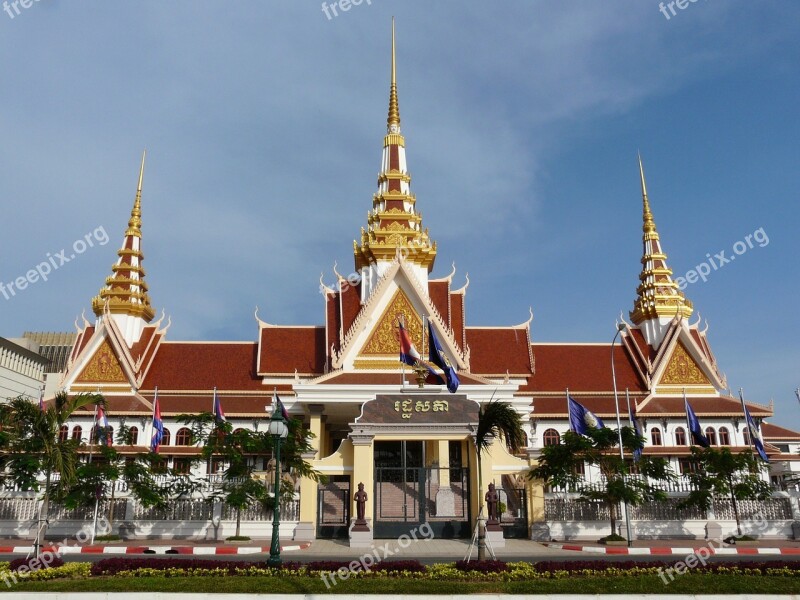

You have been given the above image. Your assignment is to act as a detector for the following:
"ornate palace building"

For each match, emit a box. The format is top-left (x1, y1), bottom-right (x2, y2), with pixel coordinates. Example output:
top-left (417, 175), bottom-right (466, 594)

top-left (41, 24), bottom-right (800, 543)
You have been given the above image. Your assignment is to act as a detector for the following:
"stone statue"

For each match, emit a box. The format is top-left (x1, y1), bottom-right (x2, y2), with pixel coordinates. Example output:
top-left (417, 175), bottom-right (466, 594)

top-left (354, 482), bottom-right (368, 523)
top-left (485, 482), bottom-right (500, 524)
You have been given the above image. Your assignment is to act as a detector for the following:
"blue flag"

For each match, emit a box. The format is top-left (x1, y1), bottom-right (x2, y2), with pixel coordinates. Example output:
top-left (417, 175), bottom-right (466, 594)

top-left (684, 398), bottom-right (710, 448)
top-left (628, 403), bottom-right (643, 462)
top-left (150, 391), bottom-right (164, 453)
top-left (428, 325), bottom-right (459, 393)
top-left (568, 396), bottom-right (605, 436)
top-left (744, 405), bottom-right (770, 462)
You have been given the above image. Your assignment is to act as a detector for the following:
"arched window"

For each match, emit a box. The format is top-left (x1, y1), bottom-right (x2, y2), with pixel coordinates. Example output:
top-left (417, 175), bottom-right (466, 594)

top-left (175, 427), bottom-right (192, 446)
top-left (743, 428), bottom-right (751, 446)
top-left (675, 427), bottom-right (687, 446)
top-left (718, 427), bottom-right (730, 446)
top-left (71, 425), bottom-right (82, 441)
top-left (543, 429), bottom-right (561, 446)
top-left (651, 427), bottom-right (663, 446)
top-left (91, 425), bottom-right (113, 445)
top-left (705, 427), bottom-right (717, 446)
top-left (58, 425), bottom-right (69, 443)
top-left (161, 428), bottom-right (171, 446)
top-left (128, 426), bottom-right (139, 445)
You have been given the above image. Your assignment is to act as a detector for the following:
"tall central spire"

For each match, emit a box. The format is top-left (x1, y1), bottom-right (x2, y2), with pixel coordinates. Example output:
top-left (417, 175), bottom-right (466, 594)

top-left (387, 17), bottom-right (400, 133)
top-left (630, 154), bottom-right (693, 340)
top-left (92, 150), bottom-right (155, 331)
top-left (354, 19), bottom-right (436, 297)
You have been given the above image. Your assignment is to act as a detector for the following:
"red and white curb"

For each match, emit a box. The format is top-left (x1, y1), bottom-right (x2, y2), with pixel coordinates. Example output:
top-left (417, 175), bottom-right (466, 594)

top-left (0, 543), bottom-right (310, 555)
top-left (543, 542), bottom-right (800, 556)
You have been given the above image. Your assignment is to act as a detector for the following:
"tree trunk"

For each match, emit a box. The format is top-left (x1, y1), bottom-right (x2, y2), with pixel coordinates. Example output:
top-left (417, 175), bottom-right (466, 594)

top-left (608, 500), bottom-right (617, 537)
top-left (35, 467), bottom-right (52, 556)
top-left (729, 476), bottom-right (742, 537)
top-left (476, 452), bottom-right (485, 561)
top-left (236, 506), bottom-right (242, 538)
top-left (107, 483), bottom-right (116, 533)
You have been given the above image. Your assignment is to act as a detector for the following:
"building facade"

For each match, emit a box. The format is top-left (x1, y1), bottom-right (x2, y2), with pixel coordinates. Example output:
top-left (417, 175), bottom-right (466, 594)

top-left (24, 26), bottom-right (800, 543)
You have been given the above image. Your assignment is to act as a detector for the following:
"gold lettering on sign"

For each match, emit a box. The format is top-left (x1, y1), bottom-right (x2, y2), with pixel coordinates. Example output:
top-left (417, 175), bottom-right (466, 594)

top-left (76, 339), bottom-right (127, 383)
top-left (361, 288), bottom-right (423, 356)
top-left (393, 397), bottom-right (449, 420)
top-left (661, 342), bottom-right (711, 386)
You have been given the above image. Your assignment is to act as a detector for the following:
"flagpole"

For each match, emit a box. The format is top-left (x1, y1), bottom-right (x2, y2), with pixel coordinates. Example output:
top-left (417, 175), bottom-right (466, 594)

top-left (565, 388), bottom-right (571, 432)
top-left (795, 388), bottom-right (800, 409)
top-left (609, 322), bottom-right (631, 547)
top-left (738, 388), bottom-right (755, 460)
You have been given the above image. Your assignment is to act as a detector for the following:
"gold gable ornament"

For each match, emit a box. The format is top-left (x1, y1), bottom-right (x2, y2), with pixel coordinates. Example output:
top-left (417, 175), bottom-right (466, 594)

top-left (76, 339), bottom-right (127, 383)
top-left (361, 288), bottom-right (423, 356)
top-left (661, 342), bottom-right (711, 386)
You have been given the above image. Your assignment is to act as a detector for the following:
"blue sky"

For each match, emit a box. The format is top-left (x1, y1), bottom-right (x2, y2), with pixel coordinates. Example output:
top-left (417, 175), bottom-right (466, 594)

top-left (1, 1), bottom-right (798, 427)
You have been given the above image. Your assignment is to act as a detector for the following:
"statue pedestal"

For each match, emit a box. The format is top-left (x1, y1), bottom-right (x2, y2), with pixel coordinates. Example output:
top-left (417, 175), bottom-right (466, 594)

top-left (485, 525), bottom-right (505, 549)
top-left (349, 519), bottom-right (373, 548)
top-left (293, 522), bottom-right (316, 542)
top-left (435, 488), bottom-right (456, 517)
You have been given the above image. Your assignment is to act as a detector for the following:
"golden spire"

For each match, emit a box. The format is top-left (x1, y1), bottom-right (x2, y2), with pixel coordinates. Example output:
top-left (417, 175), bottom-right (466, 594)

top-left (92, 151), bottom-right (155, 322)
top-left (630, 154), bottom-right (693, 324)
top-left (126, 150), bottom-right (145, 237)
top-left (387, 17), bottom-right (401, 133)
top-left (354, 19), bottom-right (436, 274)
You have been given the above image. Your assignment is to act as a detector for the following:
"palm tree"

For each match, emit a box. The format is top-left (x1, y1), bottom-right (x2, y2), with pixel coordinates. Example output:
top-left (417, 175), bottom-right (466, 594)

top-left (1, 391), bottom-right (102, 555)
top-left (473, 400), bottom-right (526, 560)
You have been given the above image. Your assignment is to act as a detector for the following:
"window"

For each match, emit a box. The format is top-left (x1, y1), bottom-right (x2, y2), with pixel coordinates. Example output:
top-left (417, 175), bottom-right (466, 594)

top-left (128, 426), bottom-right (139, 445)
top-left (58, 425), bottom-right (69, 443)
top-left (543, 429), bottom-right (560, 446)
top-left (210, 458), bottom-right (226, 474)
top-left (650, 427), bottom-right (663, 446)
top-left (175, 427), bottom-right (192, 446)
top-left (173, 458), bottom-right (191, 475)
top-left (743, 428), bottom-right (751, 446)
top-left (705, 427), bottom-right (717, 446)
top-left (572, 461), bottom-right (585, 476)
top-left (71, 426), bottom-right (82, 441)
top-left (718, 427), bottom-right (730, 446)
top-left (679, 458), bottom-right (696, 474)
top-left (675, 427), bottom-right (687, 446)
top-left (161, 428), bottom-right (171, 446)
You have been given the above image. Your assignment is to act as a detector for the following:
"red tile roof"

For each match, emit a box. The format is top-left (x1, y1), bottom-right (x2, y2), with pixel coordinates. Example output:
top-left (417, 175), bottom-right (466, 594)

top-left (140, 393), bottom-right (280, 416)
top-left (428, 281), bottom-right (450, 326)
top-left (466, 327), bottom-right (533, 375)
top-left (318, 371), bottom-right (487, 386)
top-left (141, 342), bottom-right (263, 391)
top-left (761, 422), bottom-right (800, 440)
top-left (532, 394), bottom-right (648, 417)
top-left (450, 292), bottom-right (465, 351)
top-left (637, 395), bottom-right (772, 417)
top-left (258, 327), bottom-right (326, 375)
top-left (523, 344), bottom-right (646, 393)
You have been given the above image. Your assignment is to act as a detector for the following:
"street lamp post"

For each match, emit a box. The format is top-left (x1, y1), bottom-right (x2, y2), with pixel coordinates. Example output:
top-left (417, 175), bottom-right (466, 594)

top-left (267, 408), bottom-right (288, 567)
top-left (611, 322), bottom-right (634, 547)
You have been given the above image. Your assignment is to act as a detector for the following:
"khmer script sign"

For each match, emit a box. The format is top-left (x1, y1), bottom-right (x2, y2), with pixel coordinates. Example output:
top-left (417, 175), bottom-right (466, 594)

top-left (356, 394), bottom-right (479, 425)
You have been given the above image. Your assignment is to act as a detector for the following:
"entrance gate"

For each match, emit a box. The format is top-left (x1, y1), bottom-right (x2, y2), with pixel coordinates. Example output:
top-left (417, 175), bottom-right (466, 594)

top-left (316, 477), bottom-right (350, 538)
top-left (373, 441), bottom-right (470, 538)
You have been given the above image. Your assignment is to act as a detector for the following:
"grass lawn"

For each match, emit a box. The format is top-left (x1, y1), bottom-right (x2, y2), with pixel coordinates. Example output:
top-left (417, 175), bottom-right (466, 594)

top-left (4, 574), bottom-right (798, 594)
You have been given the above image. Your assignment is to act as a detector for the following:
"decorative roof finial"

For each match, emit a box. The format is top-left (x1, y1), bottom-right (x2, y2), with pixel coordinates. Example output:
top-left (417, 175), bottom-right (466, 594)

top-left (630, 154), bottom-right (693, 325)
top-left (92, 151), bottom-right (154, 322)
top-left (387, 17), bottom-right (401, 133)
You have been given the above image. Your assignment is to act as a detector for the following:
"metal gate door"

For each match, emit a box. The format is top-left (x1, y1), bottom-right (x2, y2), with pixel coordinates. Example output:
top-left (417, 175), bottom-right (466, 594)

top-left (317, 477), bottom-right (350, 538)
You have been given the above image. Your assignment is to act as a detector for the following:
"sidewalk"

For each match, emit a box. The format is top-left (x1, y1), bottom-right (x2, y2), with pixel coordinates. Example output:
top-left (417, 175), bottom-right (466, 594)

top-left (0, 538), bottom-right (311, 556)
top-left (542, 538), bottom-right (800, 556)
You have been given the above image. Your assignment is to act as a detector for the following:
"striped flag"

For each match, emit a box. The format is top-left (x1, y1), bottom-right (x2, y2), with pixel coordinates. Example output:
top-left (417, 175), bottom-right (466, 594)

top-left (150, 388), bottom-right (164, 453)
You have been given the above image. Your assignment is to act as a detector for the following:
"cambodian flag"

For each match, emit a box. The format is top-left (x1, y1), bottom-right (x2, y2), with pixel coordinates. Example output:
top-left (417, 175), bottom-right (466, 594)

top-left (150, 389), bottom-right (164, 453)
top-left (213, 387), bottom-right (226, 424)
top-left (96, 404), bottom-right (112, 446)
top-left (273, 392), bottom-right (290, 421)
top-left (398, 320), bottom-right (422, 367)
